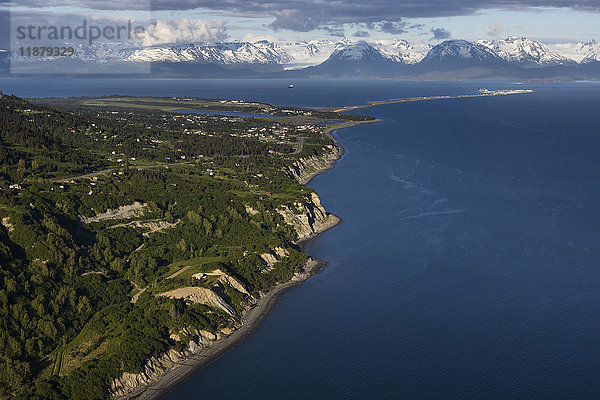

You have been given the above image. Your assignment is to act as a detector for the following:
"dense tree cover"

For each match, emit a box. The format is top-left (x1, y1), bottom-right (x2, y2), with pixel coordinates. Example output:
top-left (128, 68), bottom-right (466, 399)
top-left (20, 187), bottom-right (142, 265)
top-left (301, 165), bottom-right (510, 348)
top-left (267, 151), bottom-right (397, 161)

top-left (0, 94), bottom-right (344, 399)
top-left (0, 95), bottom-right (106, 182)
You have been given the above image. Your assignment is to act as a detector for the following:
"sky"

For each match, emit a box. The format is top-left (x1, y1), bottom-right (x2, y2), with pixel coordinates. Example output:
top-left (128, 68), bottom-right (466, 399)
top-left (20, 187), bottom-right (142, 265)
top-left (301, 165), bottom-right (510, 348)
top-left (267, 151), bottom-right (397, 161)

top-left (2, 0), bottom-right (599, 45)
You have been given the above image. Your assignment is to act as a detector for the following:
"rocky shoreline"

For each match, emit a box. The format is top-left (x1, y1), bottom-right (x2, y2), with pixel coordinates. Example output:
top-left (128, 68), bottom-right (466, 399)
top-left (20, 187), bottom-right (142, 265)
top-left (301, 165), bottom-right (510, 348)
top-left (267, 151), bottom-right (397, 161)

top-left (113, 257), bottom-right (328, 400)
top-left (284, 143), bottom-right (344, 185)
top-left (284, 120), bottom-right (378, 185)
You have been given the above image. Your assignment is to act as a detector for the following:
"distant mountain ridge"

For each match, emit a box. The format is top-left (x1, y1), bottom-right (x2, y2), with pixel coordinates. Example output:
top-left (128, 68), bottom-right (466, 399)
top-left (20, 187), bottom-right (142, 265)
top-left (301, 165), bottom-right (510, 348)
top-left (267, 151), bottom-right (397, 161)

top-left (2, 36), bottom-right (600, 80)
top-left (302, 39), bottom-right (600, 80)
top-left (125, 41), bottom-right (293, 65)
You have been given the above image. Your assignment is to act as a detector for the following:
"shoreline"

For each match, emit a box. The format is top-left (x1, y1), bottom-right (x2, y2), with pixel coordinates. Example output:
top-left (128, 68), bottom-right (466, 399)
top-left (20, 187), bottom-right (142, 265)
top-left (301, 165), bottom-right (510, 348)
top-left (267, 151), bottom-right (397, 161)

top-left (115, 117), bottom-right (371, 400)
top-left (120, 257), bottom-right (328, 400)
top-left (298, 119), bottom-right (381, 185)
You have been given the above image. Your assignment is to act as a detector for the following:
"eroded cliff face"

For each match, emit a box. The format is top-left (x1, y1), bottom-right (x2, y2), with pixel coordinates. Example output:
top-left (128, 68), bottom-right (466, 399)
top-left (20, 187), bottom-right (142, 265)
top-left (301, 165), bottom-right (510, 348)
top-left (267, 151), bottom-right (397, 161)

top-left (284, 144), bottom-right (343, 184)
top-left (277, 192), bottom-right (340, 243)
top-left (109, 258), bottom-right (325, 399)
top-left (110, 330), bottom-right (221, 398)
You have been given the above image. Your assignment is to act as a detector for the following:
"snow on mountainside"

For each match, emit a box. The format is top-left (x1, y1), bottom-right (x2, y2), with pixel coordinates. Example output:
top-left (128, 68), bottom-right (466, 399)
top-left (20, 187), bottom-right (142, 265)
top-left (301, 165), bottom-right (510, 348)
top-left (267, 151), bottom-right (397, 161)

top-left (324, 41), bottom-right (384, 62)
top-left (375, 40), bottom-right (431, 64)
top-left (125, 42), bottom-right (292, 64)
top-left (477, 37), bottom-right (575, 67)
top-left (580, 40), bottom-right (600, 63)
top-left (8, 43), bottom-right (135, 64)
top-left (548, 40), bottom-right (600, 63)
top-left (576, 40), bottom-right (600, 63)
top-left (421, 40), bottom-right (505, 64)
top-left (309, 41), bottom-right (401, 76)
top-left (279, 39), bottom-right (346, 69)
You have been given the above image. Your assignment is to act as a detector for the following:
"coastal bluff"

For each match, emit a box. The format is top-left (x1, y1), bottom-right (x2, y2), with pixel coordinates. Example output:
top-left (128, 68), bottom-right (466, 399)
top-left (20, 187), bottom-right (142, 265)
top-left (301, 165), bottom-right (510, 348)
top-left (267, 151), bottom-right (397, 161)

top-left (278, 192), bottom-right (341, 243)
top-left (110, 330), bottom-right (221, 398)
top-left (110, 192), bottom-right (340, 399)
top-left (284, 143), bottom-right (343, 185)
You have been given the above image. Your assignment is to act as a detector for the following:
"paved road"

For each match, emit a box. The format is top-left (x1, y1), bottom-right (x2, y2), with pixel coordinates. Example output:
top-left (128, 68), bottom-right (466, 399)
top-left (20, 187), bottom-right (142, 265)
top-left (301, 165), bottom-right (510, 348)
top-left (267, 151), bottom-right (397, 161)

top-left (54, 168), bottom-right (114, 182)
top-left (53, 161), bottom-right (197, 183)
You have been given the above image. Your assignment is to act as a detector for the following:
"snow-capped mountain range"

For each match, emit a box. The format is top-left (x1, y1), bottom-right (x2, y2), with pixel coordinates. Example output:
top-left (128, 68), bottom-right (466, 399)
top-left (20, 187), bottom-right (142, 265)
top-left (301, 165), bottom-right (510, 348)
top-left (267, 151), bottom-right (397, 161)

top-left (5, 36), bottom-right (599, 68)
top-left (4, 36), bottom-right (600, 79)
top-left (125, 41), bottom-right (293, 65)
top-left (117, 36), bottom-right (600, 67)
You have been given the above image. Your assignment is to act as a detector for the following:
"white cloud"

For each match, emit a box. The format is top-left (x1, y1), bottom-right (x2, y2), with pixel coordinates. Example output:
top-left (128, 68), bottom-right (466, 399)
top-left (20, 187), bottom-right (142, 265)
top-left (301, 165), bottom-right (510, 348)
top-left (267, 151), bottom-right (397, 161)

top-left (140, 18), bottom-right (228, 46)
top-left (485, 20), bottom-right (502, 37)
top-left (241, 33), bottom-right (279, 43)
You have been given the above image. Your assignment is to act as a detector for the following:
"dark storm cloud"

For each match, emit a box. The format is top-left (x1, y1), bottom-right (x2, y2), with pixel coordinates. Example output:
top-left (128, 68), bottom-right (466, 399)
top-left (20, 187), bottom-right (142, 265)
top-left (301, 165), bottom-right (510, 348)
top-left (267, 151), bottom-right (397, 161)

top-left (379, 21), bottom-right (408, 34)
top-left (9, 0), bottom-right (600, 31)
top-left (431, 27), bottom-right (451, 39)
top-left (321, 26), bottom-right (346, 37)
top-left (352, 30), bottom-right (370, 37)
top-left (269, 9), bottom-right (324, 32)
top-left (0, 10), bottom-right (8, 52)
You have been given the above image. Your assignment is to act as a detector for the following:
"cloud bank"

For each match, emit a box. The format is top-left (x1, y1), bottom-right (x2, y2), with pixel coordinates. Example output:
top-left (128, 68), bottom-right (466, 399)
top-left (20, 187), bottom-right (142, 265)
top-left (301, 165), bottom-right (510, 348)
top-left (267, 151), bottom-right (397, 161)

top-left (7, 0), bottom-right (600, 32)
top-left (140, 18), bottom-right (228, 46)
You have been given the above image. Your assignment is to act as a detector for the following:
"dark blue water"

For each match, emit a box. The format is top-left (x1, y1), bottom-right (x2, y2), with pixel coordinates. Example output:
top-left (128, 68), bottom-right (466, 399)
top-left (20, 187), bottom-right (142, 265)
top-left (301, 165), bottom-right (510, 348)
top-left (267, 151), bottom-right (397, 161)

top-left (0, 77), bottom-right (573, 108)
top-left (166, 83), bottom-right (600, 400)
top-left (2, 78), bottom-right (600, 399)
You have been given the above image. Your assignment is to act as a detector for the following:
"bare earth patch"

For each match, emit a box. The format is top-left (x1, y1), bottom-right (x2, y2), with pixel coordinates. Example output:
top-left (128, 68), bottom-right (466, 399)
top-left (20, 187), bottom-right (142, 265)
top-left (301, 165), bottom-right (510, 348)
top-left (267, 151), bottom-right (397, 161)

top-left (80, 201), bottom-right (147, 224)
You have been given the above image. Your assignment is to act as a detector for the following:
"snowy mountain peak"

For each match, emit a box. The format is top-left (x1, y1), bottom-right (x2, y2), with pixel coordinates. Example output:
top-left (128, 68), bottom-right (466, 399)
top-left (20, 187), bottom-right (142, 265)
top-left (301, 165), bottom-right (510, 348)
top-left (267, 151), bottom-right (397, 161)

top-left (422, 40), bottom-right (504, 64)
top-left (477, 37), bottom-right (574, 67)
top-left (327, 41), bottom-right (384, 61)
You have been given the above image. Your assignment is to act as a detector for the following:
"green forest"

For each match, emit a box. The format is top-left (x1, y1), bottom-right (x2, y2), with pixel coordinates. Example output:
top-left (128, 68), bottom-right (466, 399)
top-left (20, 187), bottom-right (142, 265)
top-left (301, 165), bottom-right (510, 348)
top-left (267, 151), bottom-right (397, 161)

top-left (0, 92), bottom-right (373, 399)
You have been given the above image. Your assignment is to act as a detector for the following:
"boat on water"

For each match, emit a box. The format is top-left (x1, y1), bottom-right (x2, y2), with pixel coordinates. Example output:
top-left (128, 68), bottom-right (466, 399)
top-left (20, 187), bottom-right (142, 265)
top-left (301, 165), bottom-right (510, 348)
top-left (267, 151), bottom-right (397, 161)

top-left (288, 84), bottom-right (294, 89)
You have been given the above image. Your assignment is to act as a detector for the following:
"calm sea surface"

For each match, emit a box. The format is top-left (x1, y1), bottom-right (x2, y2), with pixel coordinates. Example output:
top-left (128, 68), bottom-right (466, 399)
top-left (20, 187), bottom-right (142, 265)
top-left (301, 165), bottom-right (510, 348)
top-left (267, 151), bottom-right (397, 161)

top-left (2, 78), bottom-right (599, 399)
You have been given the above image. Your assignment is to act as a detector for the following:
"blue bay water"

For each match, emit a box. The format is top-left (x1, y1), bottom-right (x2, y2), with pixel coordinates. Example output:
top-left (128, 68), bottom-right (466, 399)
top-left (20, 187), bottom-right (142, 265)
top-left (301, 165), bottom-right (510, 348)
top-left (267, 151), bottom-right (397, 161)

top-left (2, 78), bottom-right (599, 399)
top-left (167, 83), bottom-right (600, 400)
